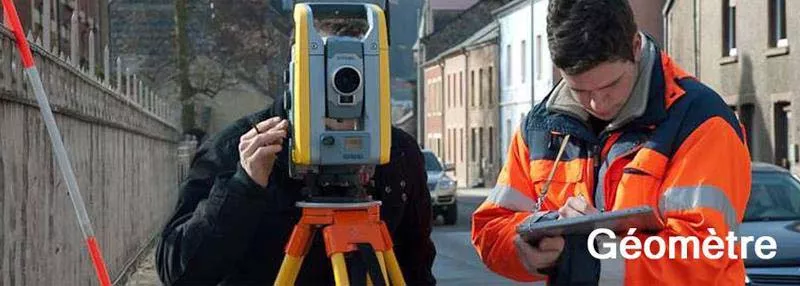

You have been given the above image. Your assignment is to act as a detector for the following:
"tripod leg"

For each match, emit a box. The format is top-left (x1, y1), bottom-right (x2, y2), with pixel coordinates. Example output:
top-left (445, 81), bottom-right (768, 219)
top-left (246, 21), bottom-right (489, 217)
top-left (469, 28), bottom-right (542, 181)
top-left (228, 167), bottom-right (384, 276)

top-left (275, 224), bottom-right (314, 285)
top-left (331, 253), bottom-right (350, 286)
top-left (383, 250), bottom-right (406, 286)
top-left (375, 252), bottom-right (390, 284)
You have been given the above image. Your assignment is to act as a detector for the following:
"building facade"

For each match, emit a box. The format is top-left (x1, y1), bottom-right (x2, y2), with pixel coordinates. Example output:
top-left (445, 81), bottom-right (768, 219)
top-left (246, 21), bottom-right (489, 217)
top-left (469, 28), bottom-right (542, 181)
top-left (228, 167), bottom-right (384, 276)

top-left (465, 25), bottom-right (501, 187)
top-left (629, 0), bottom-right (666, 46)
top-left (495, 0), bottom-right (533, 164)
top-left (415, 0), bottom-right (511, 142)
top-left (443, 54), bottom-right (468, 187)
top-left (665, 0), bottom-right (799, 174)
top-left (424, 64), bottom-right (445, 160)
top-left (422, 21), bottom-right (501, 188)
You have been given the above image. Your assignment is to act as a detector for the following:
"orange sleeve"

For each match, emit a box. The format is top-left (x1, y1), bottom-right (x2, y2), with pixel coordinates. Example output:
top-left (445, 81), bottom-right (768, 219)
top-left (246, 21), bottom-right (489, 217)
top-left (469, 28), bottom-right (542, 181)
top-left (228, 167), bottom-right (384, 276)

top-left (470, 129), bottom-right (543, 282)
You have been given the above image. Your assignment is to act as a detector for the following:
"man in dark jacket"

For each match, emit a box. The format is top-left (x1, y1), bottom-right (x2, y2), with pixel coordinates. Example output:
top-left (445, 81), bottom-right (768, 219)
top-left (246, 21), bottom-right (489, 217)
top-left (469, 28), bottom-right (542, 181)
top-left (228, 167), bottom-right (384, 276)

top-left (155, 96), bottom-right (436, 285)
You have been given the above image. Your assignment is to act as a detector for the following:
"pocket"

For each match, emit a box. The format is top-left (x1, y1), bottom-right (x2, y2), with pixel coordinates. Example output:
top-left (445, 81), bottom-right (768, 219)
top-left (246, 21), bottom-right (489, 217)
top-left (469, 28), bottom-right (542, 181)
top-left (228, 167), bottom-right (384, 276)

top-left (529, 159), bottom-right (584, 183)
top-left (529, 159), bottom-right (585, 210)
top-left (610, 150), bottom-right (668, 211)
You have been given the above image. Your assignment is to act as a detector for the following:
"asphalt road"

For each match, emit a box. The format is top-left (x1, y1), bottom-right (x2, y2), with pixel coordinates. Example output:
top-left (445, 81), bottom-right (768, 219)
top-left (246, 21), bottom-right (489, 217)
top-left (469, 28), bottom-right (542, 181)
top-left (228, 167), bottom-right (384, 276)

top-left (431, 189), bottom-right (623, 286)
top-left (430, 189), bottom-right (534, 286)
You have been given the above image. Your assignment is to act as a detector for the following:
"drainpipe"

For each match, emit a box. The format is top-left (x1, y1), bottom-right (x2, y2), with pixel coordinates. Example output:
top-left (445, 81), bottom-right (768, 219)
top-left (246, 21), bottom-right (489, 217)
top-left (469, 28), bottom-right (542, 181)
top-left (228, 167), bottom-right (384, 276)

top-left (417, 44), bottom-right (426, 143)
top-left (463, 47), bottom-right (470, 188)
top-left (530, 0), bottom-right (535, 106)
top-left (439, 60), bottom-right (445, 162)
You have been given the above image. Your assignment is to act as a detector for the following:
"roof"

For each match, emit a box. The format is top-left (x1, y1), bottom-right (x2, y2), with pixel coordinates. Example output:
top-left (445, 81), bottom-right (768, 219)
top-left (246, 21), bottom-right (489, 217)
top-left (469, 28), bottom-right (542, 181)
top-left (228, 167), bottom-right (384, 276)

top-left (752, 162), bottom-right (792, 173)
top-left (422, 21), bottom-right (498, 67)
top-left (492, 0), bottom-right (529, 18)
top-left (420, 0), bottom-right (511, 60)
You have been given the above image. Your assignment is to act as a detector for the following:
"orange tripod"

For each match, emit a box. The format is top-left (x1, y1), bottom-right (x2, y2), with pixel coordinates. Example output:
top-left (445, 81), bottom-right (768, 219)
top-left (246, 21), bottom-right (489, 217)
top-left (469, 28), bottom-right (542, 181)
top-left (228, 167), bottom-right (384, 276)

top-left (275, 201), bottom-right (406, 285)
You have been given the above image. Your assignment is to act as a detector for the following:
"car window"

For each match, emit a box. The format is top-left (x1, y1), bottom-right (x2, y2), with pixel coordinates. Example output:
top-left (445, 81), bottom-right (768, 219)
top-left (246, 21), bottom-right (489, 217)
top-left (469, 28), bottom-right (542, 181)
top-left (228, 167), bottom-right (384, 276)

top-left (744, 171), bottom-right (800, 222)
top-left (423, 152), bottom-right (443, 172)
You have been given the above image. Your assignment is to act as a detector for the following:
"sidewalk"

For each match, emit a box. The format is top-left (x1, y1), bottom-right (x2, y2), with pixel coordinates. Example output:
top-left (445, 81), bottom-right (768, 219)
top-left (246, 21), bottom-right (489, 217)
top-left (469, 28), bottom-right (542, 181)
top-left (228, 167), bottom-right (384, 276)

top-left (122, 247), bottom-right (160, 286)
top-left (457, 187), bottom-right (492, 198)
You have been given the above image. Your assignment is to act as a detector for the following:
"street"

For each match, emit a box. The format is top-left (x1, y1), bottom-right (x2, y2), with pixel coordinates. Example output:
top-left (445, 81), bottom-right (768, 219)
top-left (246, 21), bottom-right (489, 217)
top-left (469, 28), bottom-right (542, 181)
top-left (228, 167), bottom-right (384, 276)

top-left (432, 189), bottom-right (623, 286)
top-left (430, 189), bottom-right (530, 285)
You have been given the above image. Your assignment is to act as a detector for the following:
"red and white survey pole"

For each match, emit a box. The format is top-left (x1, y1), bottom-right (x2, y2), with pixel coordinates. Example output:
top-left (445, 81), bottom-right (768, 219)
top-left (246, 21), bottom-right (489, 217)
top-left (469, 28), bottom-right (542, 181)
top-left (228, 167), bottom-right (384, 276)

top-left (2, 1), bottom-right (112, 285)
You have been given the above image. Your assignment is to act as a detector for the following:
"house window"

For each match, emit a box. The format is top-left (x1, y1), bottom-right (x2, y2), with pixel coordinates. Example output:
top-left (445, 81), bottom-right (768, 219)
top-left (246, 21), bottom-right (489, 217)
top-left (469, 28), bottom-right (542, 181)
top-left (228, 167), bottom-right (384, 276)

top-left (774, 102), bottom-right (792, 169)
top-left (446, 75), bottom-right (451, 108)
top-left (459, 72), bottom-right (464, 107)
top-left (450, 75), bottom-right (454, 107)
top-left (536, 35), bottom-right (543, 80)
top-left (479, 127), bottom-right (484, 159)
top-left (521, 40), bottom-right (526, 83)
top-left (488, 67), bottom-right (494, 105)
top-left (471, 70), bottom-right (476, 107)
top-left (739, 103), bottom-right (755, 154)
top-left (452, 129), bottom-right (456, 163)
top-left (471, 128), bottom-right (477, 162)
top-left (438, 138), bottom-right (443, 159)
top-left (506, 44), bottom-right (512, 86)
top-left (488, 127), bottom-right (494, 162)
top-left (478, 68), bottom-right (484, 107)
top-left (722, 0), bottom-right (737, 57)
top-left (769, 0), bottom-right (788, 47)
top-left (460, 128), bottom-right (465, 162)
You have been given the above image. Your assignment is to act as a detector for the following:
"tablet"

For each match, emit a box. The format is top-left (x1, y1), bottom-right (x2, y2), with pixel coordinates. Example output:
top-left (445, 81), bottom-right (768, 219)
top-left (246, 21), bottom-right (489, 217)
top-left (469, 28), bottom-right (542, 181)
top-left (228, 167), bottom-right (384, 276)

top-left (517, 206), bottom-right (664, 243)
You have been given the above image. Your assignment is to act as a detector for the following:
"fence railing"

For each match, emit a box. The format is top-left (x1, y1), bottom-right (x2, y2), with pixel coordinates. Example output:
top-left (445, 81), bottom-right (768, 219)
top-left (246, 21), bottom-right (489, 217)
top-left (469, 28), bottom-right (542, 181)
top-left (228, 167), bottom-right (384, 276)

top-left (1, 23), bottom-right (190, 285)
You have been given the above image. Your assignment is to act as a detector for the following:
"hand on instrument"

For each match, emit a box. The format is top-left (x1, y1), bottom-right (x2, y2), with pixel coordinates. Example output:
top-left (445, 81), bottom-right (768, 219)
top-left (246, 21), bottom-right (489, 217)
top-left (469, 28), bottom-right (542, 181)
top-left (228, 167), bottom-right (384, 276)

top-left (558, 195), bottom-right (599, 219)
top-left (514, 235), bottom-right (565, 276)
top-left (238, 117), bottom-right (289, 188)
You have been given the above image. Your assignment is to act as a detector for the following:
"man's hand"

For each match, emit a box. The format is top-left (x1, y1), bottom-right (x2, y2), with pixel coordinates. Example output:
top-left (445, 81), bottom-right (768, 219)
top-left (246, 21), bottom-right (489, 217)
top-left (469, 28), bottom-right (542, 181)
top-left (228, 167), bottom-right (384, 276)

top-left (514, 235), bottom-right (565, 276)
top-left (239, 117), bottom-right (288, 188)
top-left (558, 196), bottom-right (598, 219)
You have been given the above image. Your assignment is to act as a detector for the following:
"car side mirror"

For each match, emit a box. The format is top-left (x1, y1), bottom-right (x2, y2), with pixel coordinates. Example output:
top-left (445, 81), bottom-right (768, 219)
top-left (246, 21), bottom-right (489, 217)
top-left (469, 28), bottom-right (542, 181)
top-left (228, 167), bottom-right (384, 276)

top-left (444, 163), bottom-right (455, 172)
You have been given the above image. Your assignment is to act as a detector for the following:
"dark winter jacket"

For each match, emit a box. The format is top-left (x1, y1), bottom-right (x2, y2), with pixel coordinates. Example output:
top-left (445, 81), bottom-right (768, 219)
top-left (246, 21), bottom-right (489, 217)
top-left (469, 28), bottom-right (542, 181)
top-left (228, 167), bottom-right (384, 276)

top-left (156, 101), bottom-right (436, 285)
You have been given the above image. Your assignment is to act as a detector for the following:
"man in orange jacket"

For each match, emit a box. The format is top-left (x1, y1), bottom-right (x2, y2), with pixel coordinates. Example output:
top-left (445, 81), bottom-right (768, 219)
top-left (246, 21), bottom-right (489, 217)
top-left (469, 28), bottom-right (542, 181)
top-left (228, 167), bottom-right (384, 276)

top-left (471, 0), bottom-right (751, 285)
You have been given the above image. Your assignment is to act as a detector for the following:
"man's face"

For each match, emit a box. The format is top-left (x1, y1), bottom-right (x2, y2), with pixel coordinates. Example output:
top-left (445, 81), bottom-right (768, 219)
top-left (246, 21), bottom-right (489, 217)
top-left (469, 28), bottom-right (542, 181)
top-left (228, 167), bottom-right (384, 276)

top-left (325, 118), bottom-right (358, 131)
top-left (561, 34), bottom-right (642, 121)
top-left (562, 61), bottom-right (637, 121)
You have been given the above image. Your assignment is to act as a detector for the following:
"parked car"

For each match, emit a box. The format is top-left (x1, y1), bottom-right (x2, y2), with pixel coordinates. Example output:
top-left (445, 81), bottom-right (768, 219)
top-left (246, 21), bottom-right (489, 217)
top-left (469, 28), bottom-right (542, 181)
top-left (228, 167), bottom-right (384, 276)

top-left (742, 163), bottom-right (800, 285)
top-left (422, 150), bottom-right (458, 225)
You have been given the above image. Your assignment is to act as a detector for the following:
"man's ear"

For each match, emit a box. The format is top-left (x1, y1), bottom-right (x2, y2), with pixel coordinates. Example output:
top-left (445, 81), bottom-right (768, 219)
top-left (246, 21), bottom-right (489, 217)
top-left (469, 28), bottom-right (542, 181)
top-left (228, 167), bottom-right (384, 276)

top-left (632, 33), bottom-right (643, 62)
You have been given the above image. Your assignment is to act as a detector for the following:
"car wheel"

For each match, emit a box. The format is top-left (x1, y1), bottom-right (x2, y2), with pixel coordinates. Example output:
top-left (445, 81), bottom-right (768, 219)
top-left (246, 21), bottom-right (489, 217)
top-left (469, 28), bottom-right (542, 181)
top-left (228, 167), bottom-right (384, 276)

top-left (444, 204), bottom-right (458, 225)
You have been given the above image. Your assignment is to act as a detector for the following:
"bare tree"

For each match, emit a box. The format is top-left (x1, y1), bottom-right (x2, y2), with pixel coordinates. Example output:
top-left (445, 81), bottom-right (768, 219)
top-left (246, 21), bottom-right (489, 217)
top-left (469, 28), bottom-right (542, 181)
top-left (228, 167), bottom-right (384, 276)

top-left (174, 0), bottom-right (291, 132)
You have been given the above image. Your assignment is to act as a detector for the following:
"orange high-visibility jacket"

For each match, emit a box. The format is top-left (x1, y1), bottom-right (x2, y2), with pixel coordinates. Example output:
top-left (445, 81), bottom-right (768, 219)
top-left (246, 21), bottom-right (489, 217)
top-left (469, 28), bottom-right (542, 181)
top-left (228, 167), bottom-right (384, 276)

top-left (471, 50), bottom-right (751, 284)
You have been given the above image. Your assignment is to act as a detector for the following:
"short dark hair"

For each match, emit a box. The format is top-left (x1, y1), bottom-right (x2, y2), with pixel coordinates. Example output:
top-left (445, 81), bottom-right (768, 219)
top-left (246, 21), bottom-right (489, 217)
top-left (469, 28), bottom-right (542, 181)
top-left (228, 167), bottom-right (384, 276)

top-left (291, 18), bottom-right (368, 45)
top-left (314, 18), bottom-right (369, 38)
top-left (546, 0), bottom-right (638, 75)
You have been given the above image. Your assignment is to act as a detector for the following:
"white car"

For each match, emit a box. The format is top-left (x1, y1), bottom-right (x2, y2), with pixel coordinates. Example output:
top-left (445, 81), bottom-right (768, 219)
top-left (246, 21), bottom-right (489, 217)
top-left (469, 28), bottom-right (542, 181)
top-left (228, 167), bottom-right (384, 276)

top-left (422, 150), bottom-right (458, 225)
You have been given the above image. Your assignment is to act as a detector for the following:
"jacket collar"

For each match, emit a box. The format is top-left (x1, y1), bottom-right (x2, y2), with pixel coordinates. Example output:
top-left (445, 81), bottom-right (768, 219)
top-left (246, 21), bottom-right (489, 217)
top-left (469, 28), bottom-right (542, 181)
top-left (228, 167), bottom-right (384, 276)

top-left (536, 33), bottom-right (669, 141)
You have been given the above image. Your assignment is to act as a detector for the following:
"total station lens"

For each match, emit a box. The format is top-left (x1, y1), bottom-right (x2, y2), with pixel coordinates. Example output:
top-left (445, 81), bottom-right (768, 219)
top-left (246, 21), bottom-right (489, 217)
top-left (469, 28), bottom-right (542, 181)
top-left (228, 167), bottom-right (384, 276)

top-left (333, 67), bottom-right (361, 95)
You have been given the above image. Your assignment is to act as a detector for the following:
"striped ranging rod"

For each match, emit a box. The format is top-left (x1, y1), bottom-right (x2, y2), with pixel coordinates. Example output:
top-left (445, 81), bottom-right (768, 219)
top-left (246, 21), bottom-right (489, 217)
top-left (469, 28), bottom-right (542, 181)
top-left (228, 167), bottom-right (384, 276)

top-left (1, 1), bottom-right (112, 285)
